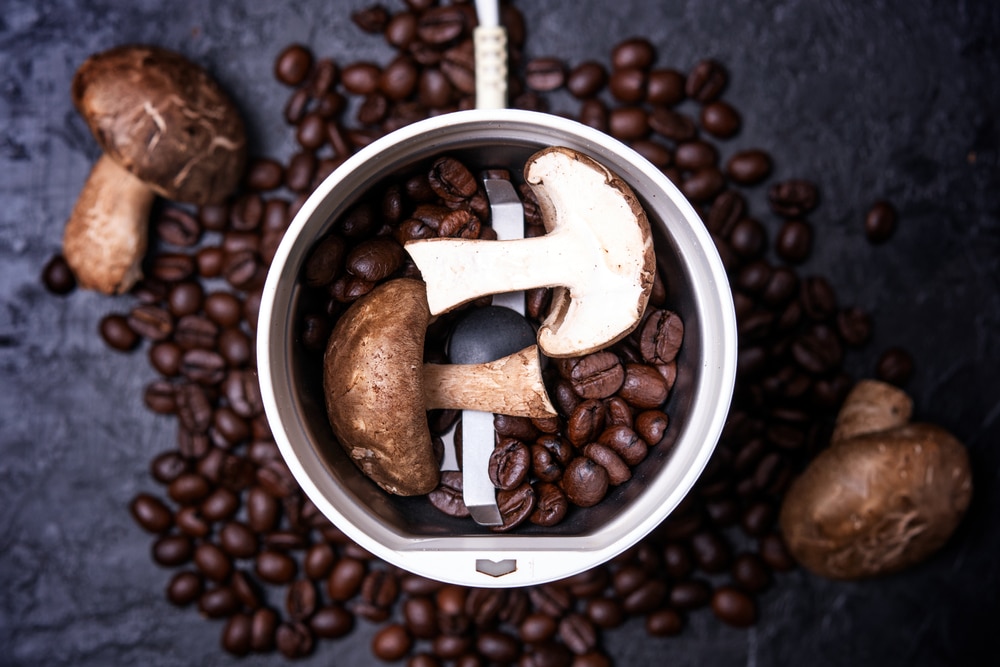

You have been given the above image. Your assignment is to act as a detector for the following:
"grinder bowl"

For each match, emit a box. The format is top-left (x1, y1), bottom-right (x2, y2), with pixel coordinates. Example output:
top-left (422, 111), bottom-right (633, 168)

top-left (257, 109), bottom-right (737, 587)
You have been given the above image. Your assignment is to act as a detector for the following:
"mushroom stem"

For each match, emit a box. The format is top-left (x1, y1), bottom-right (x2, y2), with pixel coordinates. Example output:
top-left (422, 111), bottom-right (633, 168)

top-left (831, 379), bottom-right (913, 444)
top-left (423, 345), bottom-right (557, 418)
top-left (62, 154), bottom-right (153, 294)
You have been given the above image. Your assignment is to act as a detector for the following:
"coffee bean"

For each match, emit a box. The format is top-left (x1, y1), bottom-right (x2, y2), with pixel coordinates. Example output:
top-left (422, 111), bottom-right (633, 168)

top-left (41, 254), bottom-right (76, 294)
top-left (128, 304), bottom-right (174, 341)
top-left (864, 199), bottom-right (898, 243)
top-left (792, 324), bottom-right (843, 375)
top-left (583, 443), bottom-right (631, 486)
top-left (417, 5), bottom-right (468, 45)
top-left (608, 106), bottom-right (649, 141)
top-left (561, 457), bottom-right (609, 508)
top-left (700, 101), bottom-right (740, 138)
top-left (768, 179), bottom-right (819, 217)
top-left (876, 346), bottom-right (914, 386)
top-left (371, 623), bottom-right (412, 661)
top-left (525, 57), bottom-right (566, 92)
top-left (173, 314), bottom-right (218, 350)
top-left (155, 207), bottom-right (202, 247)
top-left (558, 613), bottom-right (597, 655)
top-left (675, 140), bottom-right (718, 171)
top-left (645, 608), bottom-right (684, 637)
top-left (775, 219), bottom-right (813, 263)
top-left (276, 621), bottom-right (314, 658)
top-left (686, 59), bottom-right (727, 102)
top-left (275, 44), bottom-right (313, 86)
top-left (608, 67), bottom-right (646, 103)
top-left (327, 557), bottom-right (365, 601)
top-left (565, 351), bottom-right (624, 399)
top-left (166, 570), bottom-right (203, 606)
top-left (639, 309), bottom-right (684, 365)
top-left (836, 307), bottom-right (873, 346)
top-left (598, 425), bottom-right (648, 466)
top-left (567, 61), bottom-right (607, 99)
top-left (711, 586), bottom-right (757, 627)
top-left (428, 471), bottom-right (469, 518)
top-left (346, 236), bottom-right (404, 281)
top-left (729, 217), bottom-right (766, 258)
top-left (494, 482), bottom-right (536, 531)
top-left (725, 149), bottom-right (771, 185)
top-left (612, 37), bottom-right (656, 70)
top-left (578, 98), bottom-right (609, 132)
top-left (488, 438), bottom-right (530, 490)
top-left (646, 67), bottom-right (686, 106)
top-left (428, 156), bottom-right (477, 202)
top-left (732, 552), bottom-right (772, 593)
top-left (682, 167), bottom-right (725, 203)
top-left (130, 493), bottom-right (173, 534)
top-left (310, 605), bottom-right (354, 639)
top-left (100, 313), bottom-right (139, 351)
top-left (152, 534), bottom-right (194, 567)
top-left (669, 579), bottom-right (711, 610)
top-left (618, 363), bottom-right (670, 409)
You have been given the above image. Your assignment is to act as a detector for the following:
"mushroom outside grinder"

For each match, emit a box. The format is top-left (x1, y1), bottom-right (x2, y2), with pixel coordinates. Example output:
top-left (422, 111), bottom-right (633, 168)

top-left (258, 109), bottom-right (737, 588)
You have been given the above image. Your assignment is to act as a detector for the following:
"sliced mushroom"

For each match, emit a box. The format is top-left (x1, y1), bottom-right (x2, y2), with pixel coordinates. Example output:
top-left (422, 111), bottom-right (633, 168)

top-left (64, 45), bottom-right (246, 293)
top-left (323, 278), bottom-right (555, 496)
top-left (405, 146), bottom-right (655, 358)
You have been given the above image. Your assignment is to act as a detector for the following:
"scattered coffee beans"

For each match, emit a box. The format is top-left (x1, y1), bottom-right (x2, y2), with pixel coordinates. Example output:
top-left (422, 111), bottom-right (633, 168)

top-left (46, 1), bottom-right (904, 663)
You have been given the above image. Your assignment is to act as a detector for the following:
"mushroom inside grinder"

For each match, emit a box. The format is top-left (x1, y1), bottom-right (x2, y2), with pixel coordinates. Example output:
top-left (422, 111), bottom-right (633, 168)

top-left (405, 146), bottom-right (656, 358)
top-left (323, 278), bottom-right (555, 497)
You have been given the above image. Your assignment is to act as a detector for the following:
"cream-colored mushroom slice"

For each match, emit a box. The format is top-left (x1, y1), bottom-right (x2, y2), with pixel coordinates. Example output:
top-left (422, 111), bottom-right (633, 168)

top-left (404, 146), bottom-right (655, 358)
top-left (323, 278), bottom-right (555, 497)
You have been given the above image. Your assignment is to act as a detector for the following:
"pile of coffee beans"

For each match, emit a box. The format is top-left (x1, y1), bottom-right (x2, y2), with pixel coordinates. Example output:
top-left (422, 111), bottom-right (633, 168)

top-left (44, 0), bottom-right (916, 663)
top-left (296, 154), bottom-right (683, 531)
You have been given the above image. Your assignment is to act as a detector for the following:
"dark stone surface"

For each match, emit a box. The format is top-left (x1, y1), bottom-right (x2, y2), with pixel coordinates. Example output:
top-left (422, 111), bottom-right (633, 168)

top-left (2, 0), bottom-right (999, 665)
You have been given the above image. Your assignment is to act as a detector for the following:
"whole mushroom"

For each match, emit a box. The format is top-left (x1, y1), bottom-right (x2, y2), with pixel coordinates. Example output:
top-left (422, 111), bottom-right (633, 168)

top-left (779, 380), bottom-right (973, 580)
top-left (63, 44), bottom-right (247, 293)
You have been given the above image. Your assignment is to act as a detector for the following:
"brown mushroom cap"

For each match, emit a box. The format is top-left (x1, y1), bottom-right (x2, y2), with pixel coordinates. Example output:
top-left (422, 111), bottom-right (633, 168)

top-left (71, 44), bottom-right (246, 204)
top-left (779, 422), bottom-right (972, 580)
top-left (323, 278), bottom-right (441, 496)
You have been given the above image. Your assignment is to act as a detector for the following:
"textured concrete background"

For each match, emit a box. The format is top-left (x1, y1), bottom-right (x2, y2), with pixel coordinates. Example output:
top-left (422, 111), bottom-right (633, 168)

top-left (1, 0), bottom-right (999, 665)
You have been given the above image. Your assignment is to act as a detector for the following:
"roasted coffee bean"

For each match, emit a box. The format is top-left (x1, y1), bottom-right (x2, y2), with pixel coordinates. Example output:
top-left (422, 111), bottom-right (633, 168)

top-left (669, 579), bottom-right (711, 610)
top-left (876, 346), bottom-right (914, 386)
top-left (530, 482), bottom-right (569, 527)
top-left (686, 59), bottom-right (727, 102)
top-left (198, 586), bottom-right (239, 619)
top-left (623, 579), bottom-right (667, 615)
top-left (583, 443), bottom-right (631, 485)
top-left (276, 621), bottom-right (314, 659)
top-left (195, 246), bottom-right (225, 278)
top-left (706, 190), bottom-right (746, 235)
top-left (200, 486), bottom-right (238, 523)
top-left (174, 505), bottom-right (210, 538)
top-left (194, 542), bottom-right (232, 583)
top-left (597, 425), bottom-right (648, 465)
top-left (428, 471), bottom-right (469, 518)
top-left (379, 55), bottom-right (419, 101)
top-left (180, 348), bottom-right (226, 385)
top-left (128, 304), bottom-right (174, 341)
top-left (440, 39), bottom-right (477, 94)
top-left (310, 605), bottom-right (354, 639)
top-left (152, 533), bottom-right (194, 567)
top-left (493, 415), bottom-right (540, 442)
top-left (564, 399), bottom-right (605, 446)
top-left (732, 552), bottom-right (772, 593)
top-left (618, 363), bottom-right (669, 409)
top-left (494, 482), bottom-right (536, 531)
top-left (373, 623), bottom-right (412, 661)
top-left (603, 396), bottom-right (633, 430)
top-left (166, 281), bottom-right (203, 318)
top-left (561, 457), bottom-right (609, 508)
top-left (865, 200), bottom-right (897, 243)
top-left (256, 550), bottom-right (297, 585)
top-left (275, 44), bottom-right (313, 86)
top-left (100, 314), bottom-right (139, 351)
top-left (682, 167), bottom-right (725, 203)
top-left (346, 236), bottom-right (404, 281)
top-left (151, 253), bottom-right (196, 283)
top-left (768, 179), bottom-right (819, 217)
top-left (565, 351), bottom-right (624, 399)
top-left (174, 314), bottom-right (218, 350)
top-left (729, 217), bottom-right (766, 258)
top-left (155, 207), bottom-right (202, 247)
top-left (488, 438), bottom-right (530, 490)
top-left (256, 459), bottom-right (298, 498)
top-left (417, 5), bottom-right (468, 44)
top-left (608, 106), bottom-right (648, 141)
top-left (700, 101), bottom-right (740, 138)
top-left (675, 140), bottom-right (717, 171)
top-left (634, 409), bottom-right (669, 446)
top-left (578, 98), bottom-right (609, 132)
top-left (567, 61), bottom-right (607, 99)
top-left (218, 327), bottom-right (252, 367)
top-left (726, 149), bottom-right (771, 185)
top-left (691, 531), bottom-right (732, 573)
top-left (792, 324), bottom-right (843, 375)
top-left (711, 586), bottom-right (757, 627)
top-left (645, 608), bottom-right (684, 637)
top-left (608, 66), bottom-right (646, 103)
top-left (217, 521), bottom-right (257, 559)
top-left (41, 254), bottom-right (76, 294)
top-left (775, 219), bottom-right (813, 263)
top-left (166, 570), bottom-right (203, 606)
top-left (525, 57), bottom-right (566, 92)
top-left (629, 139), bottom-right (672, 168)
top-left (639, 309), bottom-right (684, 364)
top-left (130, 493), bottom-right (173, 534)
top-left (646, 67), bottom-right (686, 106)
top-left (428, 157), bottom-right (477, 201)
top-left (611, 37), bottom-right (656, 70)
top-left (836, 306), bottom-right (873, 346)
top-left (327, 557), bottom-right (366, 601)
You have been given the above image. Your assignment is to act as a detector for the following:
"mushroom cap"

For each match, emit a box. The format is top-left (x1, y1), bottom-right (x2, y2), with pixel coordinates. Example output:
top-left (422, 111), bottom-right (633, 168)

top-left (779, 423), bottom-right (972, 580)
top-left (71, 44), bottom-right (246, 205)
top-left (323, 278), bottom-right (441, 496)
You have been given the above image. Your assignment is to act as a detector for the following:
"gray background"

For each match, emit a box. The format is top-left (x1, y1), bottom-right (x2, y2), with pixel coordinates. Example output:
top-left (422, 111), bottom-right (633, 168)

top-left (2, 0), bottom-right (999, 665)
